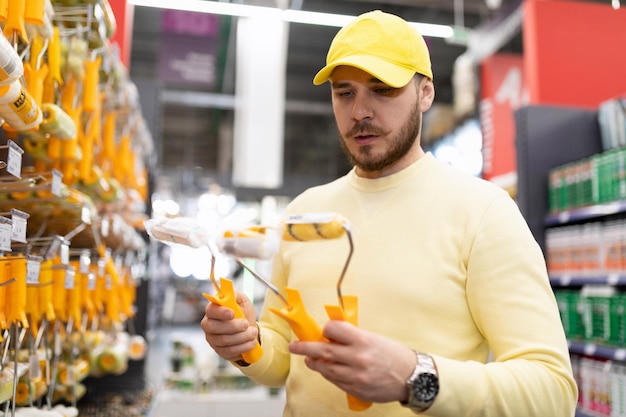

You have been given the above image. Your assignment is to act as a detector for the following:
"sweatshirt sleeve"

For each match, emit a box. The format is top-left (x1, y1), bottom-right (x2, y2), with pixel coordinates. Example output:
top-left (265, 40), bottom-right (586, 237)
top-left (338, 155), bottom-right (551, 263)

top-left (425, 195), bottom-right (578, 417)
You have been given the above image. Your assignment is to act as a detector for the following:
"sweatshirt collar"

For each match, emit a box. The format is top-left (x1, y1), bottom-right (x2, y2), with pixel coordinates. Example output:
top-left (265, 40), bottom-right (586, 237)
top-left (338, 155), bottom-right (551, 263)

top-left (347, 152), bottom-right (434, 193)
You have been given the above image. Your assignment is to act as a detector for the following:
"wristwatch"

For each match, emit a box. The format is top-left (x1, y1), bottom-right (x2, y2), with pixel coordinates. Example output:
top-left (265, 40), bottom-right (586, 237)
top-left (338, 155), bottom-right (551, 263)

top-left (401, 351), bottom-right (439, 413)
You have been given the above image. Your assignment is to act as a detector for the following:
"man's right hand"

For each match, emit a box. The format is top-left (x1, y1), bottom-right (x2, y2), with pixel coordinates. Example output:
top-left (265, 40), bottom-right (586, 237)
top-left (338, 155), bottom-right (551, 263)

top-left (200, 290), bottom-right (260, 362)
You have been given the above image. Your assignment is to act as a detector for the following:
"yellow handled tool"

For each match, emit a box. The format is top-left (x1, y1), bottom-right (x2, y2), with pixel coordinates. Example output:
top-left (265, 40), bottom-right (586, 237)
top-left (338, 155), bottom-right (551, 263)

top-left (145, 217), bottom-right (265, 364)
top-left (268, 288), bottom-right (325, 342)
top-left (202, 278), bottom-right (264, 364)
top-left (218, 226), bottom-right (322, 342)
top-left (325, 295), bottom-right (372, 411)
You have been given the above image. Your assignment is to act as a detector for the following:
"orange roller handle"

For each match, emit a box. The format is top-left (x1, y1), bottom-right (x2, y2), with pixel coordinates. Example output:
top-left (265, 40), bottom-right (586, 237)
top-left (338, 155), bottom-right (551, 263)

top-left (24, 61), bottom-right (48, 107)
top-left (119, 269), bottom-right (134, 319)
top-left (98, 248), bottom-right (121, 324)
top-left (268, 287), bottom-right (325, 342)
top-left (0, 0), bottom-right (7, 21)
top-left (102, 111), bottom-right (116, 159)
top-left (325, 295), bottom-right (372, 412)
top-left (60, 77), bottom-right (78, 114)
top-left (0, 259), bottom-right (10, 329)
top-left (26, 275), bottom-right (42, 336)
top-left (29, 33), bottom-right (44, 69)
top-left (92, 265), bottom-right (105, 314)
top-left (38, 259), bottom-right (56, 322)
top-left (78, 133), bottom-right (94, 181)
top-left (203, 278), bottom-right (264, 364)
top-left (6, 256), bottom-right (29, 328)
top-left (82, 56), bottom-right (101, 112)
top-left (46, 26), bottom-right (62, 85)
top-left (4, 0), bottom-right (27, 43)
top-left (24, 0), bottom-right (45, 24)
top-left (51, 257), bottom-right (67, 322)
top-left (67, 262), bottom-right (81, 330)
top-left (47, 136), bottom-right (61, 160)
top-left (80, 270), bottom-right (96, 321)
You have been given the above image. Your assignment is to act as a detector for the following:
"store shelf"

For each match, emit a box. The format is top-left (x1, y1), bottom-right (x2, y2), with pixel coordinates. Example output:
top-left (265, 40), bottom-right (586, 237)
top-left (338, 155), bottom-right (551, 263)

top-left (568, 341), bottom-right (626, 361)
top-left (550, 274), bottom-right (626, 287)
top-left (545, 201), bottom-right (626, 226)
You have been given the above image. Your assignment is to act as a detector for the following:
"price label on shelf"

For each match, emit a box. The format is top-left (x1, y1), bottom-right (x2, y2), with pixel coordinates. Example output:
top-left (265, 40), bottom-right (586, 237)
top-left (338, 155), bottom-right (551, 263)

top-left (0, 220), bottom-right (11, 252)
top-left (64, 267), bottom-right (75, 290)
top-left (614, 348), bottom-right (626, 361)
top-left (584, 343), bottom-right (597, 356)
top-left (80, 250), bottom-right (91, 274)
top-left (6, 140), bottom-right (23, 178)
top-left (51, 169), bottom-right (62, 196)
top-left (88, 272), bottom-right (96, 290)
top-left (26, 257), bottom-right (41, 285)
top-left (10, 213), bottom-right (27, 243)
top-left (60, 242), bottom-right (69, 265)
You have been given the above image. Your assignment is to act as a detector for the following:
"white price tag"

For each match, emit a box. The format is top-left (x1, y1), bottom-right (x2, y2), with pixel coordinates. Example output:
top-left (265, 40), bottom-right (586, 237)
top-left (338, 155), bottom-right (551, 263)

top-left (26, 258), bottom-right (41, 284)
top-left (557, 212), bottom-right (570, 223)
top-left (64, 267), bottom-right (75, 289)
top-left (6, 140), bottom-right (23, 178)
top-left (60, 243), bottom-right (69, 265)
top-left (584, 343), bottom-right (597, 356)
top-left (0, 221), bottom-right (11, 251)
top-left (51, 169), bottom-right (62, 196)
top-left (87, 272), bottom-right (96, 290)
top-left (98, 258), bottom-right (106, 276)
top-left (615, 348), bottom-right (626, 361)
top-left (80, 251), bottom-right (91, 274)
top-left (10, 215), bottom-right (27, 243)
top-left (101, 217), bottom-right (110, 237)
top-left (81, 206), bottom-right (91, 224)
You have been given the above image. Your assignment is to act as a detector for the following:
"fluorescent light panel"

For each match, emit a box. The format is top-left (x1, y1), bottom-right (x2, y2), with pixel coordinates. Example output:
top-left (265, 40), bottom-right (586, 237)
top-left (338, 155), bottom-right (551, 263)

top-left (128, 0), bottom-right (455, 38)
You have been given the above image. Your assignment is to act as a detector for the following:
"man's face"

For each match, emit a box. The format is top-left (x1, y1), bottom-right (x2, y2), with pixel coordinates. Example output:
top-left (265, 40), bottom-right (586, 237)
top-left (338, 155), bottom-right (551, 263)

top-left (330, 66), bottom-right (434, 179)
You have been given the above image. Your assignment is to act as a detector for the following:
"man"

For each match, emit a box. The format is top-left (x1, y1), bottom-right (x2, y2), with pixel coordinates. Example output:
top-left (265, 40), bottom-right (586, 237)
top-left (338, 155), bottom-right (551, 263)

top-left (201, 10), bottom-right (577, 416)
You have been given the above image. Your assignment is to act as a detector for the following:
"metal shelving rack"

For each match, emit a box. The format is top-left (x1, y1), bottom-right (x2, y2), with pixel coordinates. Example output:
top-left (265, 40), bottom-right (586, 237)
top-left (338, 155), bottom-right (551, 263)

top-left (515, 104), bottom-right (618, 417)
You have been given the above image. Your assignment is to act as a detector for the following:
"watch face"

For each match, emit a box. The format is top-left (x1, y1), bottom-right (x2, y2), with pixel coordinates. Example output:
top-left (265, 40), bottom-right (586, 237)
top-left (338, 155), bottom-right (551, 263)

top-left (413, 373), bottom-right (439, 402)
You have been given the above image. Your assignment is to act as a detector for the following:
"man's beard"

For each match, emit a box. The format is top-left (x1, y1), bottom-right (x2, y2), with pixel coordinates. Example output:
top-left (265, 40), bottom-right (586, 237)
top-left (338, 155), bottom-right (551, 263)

top-left (338, 100), bottom-right (422, 173)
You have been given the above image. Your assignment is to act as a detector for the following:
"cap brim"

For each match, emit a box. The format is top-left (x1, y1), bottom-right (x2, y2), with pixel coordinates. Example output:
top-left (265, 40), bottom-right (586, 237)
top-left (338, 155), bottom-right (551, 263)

top-left (313, 55), bottom-right (418, 88)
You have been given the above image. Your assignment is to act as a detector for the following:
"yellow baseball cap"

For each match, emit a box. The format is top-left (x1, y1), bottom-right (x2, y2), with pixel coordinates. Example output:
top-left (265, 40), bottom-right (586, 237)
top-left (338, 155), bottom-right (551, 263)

top-left (313, 10), bottom-right (433, 87)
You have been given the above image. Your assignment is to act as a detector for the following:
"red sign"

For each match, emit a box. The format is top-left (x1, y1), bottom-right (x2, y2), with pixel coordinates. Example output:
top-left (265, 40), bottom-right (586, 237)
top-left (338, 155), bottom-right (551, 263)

top-left (480, 53), bottom-right (528, 189)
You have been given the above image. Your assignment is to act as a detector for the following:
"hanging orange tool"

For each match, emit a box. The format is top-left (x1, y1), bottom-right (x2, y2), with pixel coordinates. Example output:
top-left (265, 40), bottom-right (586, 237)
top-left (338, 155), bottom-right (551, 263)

top-left (280, 213), bottom-right (372, 411)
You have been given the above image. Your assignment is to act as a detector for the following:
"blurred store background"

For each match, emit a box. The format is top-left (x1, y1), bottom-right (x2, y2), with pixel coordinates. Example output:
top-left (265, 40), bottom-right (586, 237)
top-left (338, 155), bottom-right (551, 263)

top-left (1, 0), bottom-right (625, 416)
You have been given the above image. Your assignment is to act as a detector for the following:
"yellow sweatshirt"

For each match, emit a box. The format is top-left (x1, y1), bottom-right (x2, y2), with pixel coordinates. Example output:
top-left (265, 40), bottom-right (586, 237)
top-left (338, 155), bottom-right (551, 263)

top-left (239, 153), bottom-right (578, 417)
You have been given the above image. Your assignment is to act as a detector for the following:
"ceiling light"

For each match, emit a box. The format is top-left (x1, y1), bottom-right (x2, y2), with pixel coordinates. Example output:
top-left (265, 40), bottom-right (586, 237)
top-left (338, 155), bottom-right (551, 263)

top-left (128, 0), bottom-right (455, 38)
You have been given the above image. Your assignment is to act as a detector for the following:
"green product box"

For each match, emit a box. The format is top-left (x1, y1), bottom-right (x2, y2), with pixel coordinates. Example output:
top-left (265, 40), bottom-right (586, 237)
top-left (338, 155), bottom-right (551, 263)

top-left (548, 167), bottom-right (563, 214)
top-left (598, 152), bottom-right (613, 203)
top-left (555, 290), bottom-right (584, 340)
top-left (609, 294), bottom-right (626, 346)
top-left (591, 154), bottom-right (600, 206)
top-left (618, 147), bottom-right (626, 200)
top-left (582, 295), bottom-right (612, 343)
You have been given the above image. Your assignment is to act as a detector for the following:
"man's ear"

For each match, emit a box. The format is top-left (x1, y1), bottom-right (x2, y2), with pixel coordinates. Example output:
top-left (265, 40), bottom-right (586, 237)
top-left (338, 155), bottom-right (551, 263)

top-left (419, 79), bottom-right (435, 112)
